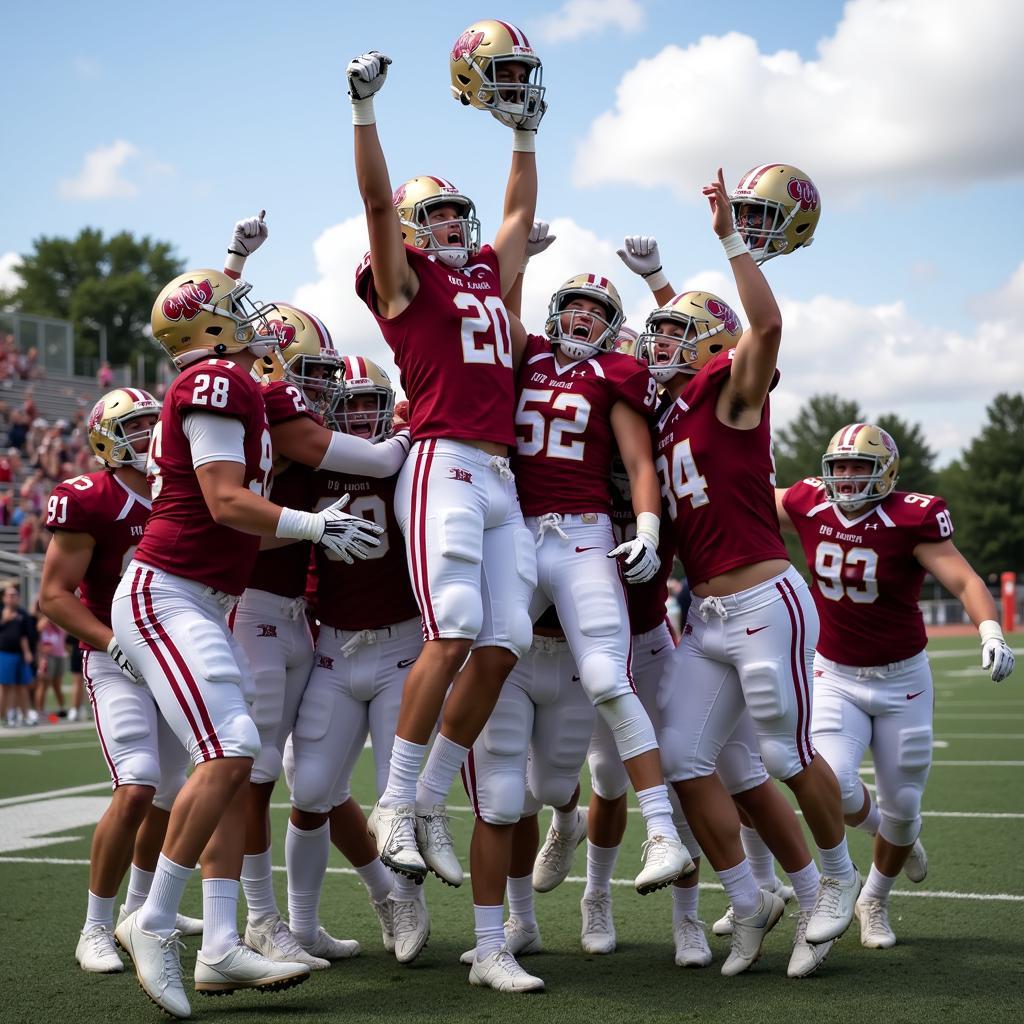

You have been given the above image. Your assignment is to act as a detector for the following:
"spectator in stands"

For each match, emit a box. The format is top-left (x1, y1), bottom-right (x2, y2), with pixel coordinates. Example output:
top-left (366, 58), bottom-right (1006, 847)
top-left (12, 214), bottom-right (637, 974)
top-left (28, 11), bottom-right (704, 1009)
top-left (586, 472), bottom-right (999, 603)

top-left (33, 612), bottom-right (66, 721)
top-left (7, 410), bottom-right (28, 452)
top-left (97, 361), bottom-right (114, 388)
top-left (19, 469), bottom-right (48, 514)
top-left (0, 585), bottom-right (34, 727)
top-left (25, 347), bottom-right (42, 380)
top-left (0, 448), bottom-right (17, 484)
top-left (66, 631), bottom-right (86, 722)
top-left (22, 387), bottom-right (37, 422)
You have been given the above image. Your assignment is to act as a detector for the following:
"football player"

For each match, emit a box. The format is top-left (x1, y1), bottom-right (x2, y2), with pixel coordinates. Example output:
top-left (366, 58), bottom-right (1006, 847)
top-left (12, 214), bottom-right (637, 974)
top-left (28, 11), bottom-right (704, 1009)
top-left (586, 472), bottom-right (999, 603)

top-left (634, 170), bottom-right (858, 975)
top-left (285, 357), bottom-right (430, 966)
top-left (778, 425), bottom-right (1015, 947)
top-left (39, 389), bottom-right (201, 974)
top-left (348, 23), bottom-right (544, 907)
top-left (109, 269), bottom-right (383, 1018)
top-left (728, 164), bottom-right (821, 265)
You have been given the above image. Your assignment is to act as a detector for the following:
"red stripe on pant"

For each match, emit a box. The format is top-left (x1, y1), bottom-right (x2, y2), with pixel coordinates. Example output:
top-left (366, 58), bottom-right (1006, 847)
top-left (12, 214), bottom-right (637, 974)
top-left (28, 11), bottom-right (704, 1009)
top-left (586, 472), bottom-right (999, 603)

top-left (411, 441), bottom-right (439, 639)
top-left (776, 580), bottom-right (811, 768)
top-left (781, 576), bottom-right (814, 762)
top-left (83, 651), bottom-right (120, 786)
top-left (407, 443), bottom-right (428, 638)
top-left (130, 567), bottom-right (212, 762)
top-left (461, 747), bottom-right (482, 819)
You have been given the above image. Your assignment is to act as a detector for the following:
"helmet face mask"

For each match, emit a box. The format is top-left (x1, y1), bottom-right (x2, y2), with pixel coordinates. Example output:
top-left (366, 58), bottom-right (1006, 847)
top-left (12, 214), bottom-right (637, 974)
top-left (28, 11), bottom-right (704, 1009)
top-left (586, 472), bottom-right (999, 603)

top-left (394, 179), bottom-right (481, 270)
top-left (729, 164), bottom-right (821, 265)
top-left (544, 275), bottom-right (625, 361)
top-left (88, 389), bottom-right (162, 471)
top-left (636, 291), bottom-right (742, 382)
top-left (330, 356), bottom-right (396, 443)
top-left (821, 424), bottom-right (900, 513)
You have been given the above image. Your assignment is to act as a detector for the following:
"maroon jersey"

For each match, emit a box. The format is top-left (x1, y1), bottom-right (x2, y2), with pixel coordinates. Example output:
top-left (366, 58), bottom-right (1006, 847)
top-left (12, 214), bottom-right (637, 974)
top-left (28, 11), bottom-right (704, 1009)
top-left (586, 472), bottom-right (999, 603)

top-left (356, 244), bottom-right (515, 447)
top-left (135, 358), bottom-right (272, 595)
top-left (514, 334), bottom-right (657, 517)
top-left (783, 479), bottom-right (954, 665)
top-left (45, 471), bottom-right (150, 648)
top-left (311, 469), bottom-right (419, 631)
top-left (246, 381), bottom-right (322, 598)
top-left (656, 351), bottom-right (787, 586)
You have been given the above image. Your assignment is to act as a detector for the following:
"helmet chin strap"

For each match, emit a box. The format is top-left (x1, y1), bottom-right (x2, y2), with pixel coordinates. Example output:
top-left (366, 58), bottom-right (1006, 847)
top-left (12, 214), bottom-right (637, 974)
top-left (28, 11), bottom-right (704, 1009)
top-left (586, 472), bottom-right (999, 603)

top-left (437, 247), bottom-right (469, 268)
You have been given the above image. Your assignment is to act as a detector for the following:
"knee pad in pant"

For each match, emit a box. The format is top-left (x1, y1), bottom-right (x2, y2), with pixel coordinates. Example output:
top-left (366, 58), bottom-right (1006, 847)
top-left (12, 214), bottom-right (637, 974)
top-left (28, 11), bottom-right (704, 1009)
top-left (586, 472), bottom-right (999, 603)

top-left (250, 742), bottom-right (284, 786)
top-left (758, 736), bottom-right (805, 782)
top-left (521, 788), bottom-right (542, 818)
top-left (115, 751), bottom-right (162, 792)
top-left (530, 771), bottom-right (579, 813)
top-left (507, 609), bottom-right (535, 660)
top-left (588, 725), bottom-right (629, 801)
top-left (578, 654), bottom-right (631, 707)
top-left (474, 765), bottom-right (526, 825)
top-left (152, 765), bottom-right (187, 811)
top-left (878, 805), bottom-right (922, 847)
top-left (435, 581), bottom-right (484, 639)
top-left (213, 712), bottom-right (261, 763)
top-left (717, 735), bottom-right (770, 797)
top-left (595, 693), bottom-right (658, 762)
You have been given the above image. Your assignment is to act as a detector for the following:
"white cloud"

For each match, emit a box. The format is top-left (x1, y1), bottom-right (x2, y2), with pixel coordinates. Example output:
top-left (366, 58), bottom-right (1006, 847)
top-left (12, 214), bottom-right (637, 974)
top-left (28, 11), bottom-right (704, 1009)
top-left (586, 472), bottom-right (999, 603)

top-left (533, 0), bottom-right (645, 44)
top-left (58, 140), bottom-right (140, 200)
top-left (573, 0), bottom-right (1024, 199)
top-left (0, 252), bottom-right (22, 293)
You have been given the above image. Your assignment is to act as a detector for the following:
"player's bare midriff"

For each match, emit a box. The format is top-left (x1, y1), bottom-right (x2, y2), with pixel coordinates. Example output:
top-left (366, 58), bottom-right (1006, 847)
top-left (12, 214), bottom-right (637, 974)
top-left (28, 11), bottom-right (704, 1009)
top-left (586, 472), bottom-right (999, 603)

top-left (691, 557), bottom-right (791, 598)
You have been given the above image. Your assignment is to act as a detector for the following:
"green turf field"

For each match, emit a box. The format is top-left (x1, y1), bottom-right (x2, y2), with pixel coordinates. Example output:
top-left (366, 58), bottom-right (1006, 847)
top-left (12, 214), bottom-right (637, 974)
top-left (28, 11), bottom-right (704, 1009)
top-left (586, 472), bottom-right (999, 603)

top-left (0, 634), bottom-right (1020, 1023)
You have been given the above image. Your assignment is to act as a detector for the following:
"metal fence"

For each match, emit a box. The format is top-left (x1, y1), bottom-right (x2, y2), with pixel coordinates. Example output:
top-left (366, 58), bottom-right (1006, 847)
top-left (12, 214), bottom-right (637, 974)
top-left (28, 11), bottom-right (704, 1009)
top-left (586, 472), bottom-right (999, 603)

top-left (0, 311), bottom-right (74, 375)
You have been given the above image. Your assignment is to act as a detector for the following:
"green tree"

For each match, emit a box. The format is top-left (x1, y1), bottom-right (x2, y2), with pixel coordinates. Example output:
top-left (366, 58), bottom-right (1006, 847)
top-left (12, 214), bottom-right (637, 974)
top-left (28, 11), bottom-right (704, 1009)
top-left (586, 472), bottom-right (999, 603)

top-left (874, 412), bottom-right (937, 496)
top-left (774, 394), bottom-right (863, 487)
top-left (936, 393), bottom-right (1024, 577)
top-left (9, 228), bottom-right (184, 366)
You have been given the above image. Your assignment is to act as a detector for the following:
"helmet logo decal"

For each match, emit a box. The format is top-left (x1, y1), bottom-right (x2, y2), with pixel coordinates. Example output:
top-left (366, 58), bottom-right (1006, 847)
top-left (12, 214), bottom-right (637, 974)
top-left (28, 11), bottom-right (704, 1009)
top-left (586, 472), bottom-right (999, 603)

top-left (262, 319), bottom-right (296, 349)
top-left (451, 29), bottom-right (485, 62)
top-left (705, 297), bottom-right (740, 334)
top-left (392, 183), bottom-right (407, 207)
top-left (162, 279), bottom-right (214, 322)
top-left (87, 401), bottom-right (104, 431)
top-left (786, 177), bottom-right (820, 211)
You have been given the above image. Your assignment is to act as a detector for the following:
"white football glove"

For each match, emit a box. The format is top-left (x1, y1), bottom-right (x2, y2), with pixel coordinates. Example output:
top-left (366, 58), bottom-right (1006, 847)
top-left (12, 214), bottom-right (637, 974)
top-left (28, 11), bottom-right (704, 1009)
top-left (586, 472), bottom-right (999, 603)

top-left (525, 221), bottom-right (556, 261)
top-left (980, 621), bottom-right (1015, 683)
top-left (607, 535), bottom-right (660, 585)
top-left (106, 637), bottom-right (142, 684)
top-left (313, 494), bottom-right (385, 564)
top-left (491, 98), bottom-right (547, 132)
top-left (228, 211), bottom-right (268, 258)
top-left (347, 51), bottom-right (391, 101)
top-left (616, 235), bottom-right (669, 292)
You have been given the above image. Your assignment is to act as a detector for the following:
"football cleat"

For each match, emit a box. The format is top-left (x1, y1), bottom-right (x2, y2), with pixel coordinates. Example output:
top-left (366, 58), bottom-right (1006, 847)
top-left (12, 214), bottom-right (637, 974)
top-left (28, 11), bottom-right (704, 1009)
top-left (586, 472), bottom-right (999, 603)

top-left (296, 926), bottom-right (361, 962)
top-left (533, 807), bottom-right (588, 892)
top-left (243, 914), bottom-right (330, 970)
top-left (194, 941), bottom-right (309, 994)
top-left (787, 910), bottom-right (834, 978)
top-left (855, 895), bottom-right (896, 949)
top-left (460, 916), bottom-right (543, 965)
top-left (580, 893), bottom-right (617, 955)
top-left (390, 889), bottom-right (430, 964)
top-left (371, 897), bottom-right (396, 953)
top-left (114, 912), bottom-right (190, 1019)
top-left (118, 904), bottom-right (203, 938)
top-left (469, 948), bottom-right (545, 993)
top-left (806, 871), bottom-right (861, 945)
top-left (635, 834), bottom-right (693, 895)
top-left (673, 916), bottom-right (712, 968)
top-left (713, 875), bottom-right (794, 936)
top-left (415, 804), bottom-right (463, 887)
top-left (368, 802), bottom-right (426, 880)
top-left (76, 925), bottom-right (124, 973)
top-left (720, 890), bottom-right (785, 977)
top-left (904, 838), bottom-right (928, 884)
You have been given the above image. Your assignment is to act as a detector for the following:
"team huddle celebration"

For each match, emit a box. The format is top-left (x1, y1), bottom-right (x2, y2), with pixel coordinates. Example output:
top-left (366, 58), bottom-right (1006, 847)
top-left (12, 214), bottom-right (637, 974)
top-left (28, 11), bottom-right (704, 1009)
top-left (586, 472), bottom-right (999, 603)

top-left (33, 18), bottom-right (1016, 1019)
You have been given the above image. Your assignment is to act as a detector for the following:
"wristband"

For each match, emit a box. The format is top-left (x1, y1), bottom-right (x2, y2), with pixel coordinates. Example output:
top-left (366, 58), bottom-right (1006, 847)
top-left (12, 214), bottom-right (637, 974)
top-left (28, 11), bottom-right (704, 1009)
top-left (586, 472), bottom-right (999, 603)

top-left (224, 250), bottom-right (246, 275)
top-left (351, 96), bottom-right (376, 126)
top-left (642, 267), bottom-right (669, 292)
top-left (979, 620), bottom-right (1005, 644)
top-left (276, 506), bottom-right (322, 542)
top-left (635, 511), bottom-right (660, 546)
top-left (720, 231), bottom-right (749, 260)
top-left (512, 129), bottom-right (536, 153)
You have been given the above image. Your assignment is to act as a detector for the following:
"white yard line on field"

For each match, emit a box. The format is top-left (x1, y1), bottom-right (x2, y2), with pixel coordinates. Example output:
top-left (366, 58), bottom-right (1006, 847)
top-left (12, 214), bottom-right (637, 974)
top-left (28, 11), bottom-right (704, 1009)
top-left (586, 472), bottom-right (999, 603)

top-left (0, 781), bottom-right (109, 807)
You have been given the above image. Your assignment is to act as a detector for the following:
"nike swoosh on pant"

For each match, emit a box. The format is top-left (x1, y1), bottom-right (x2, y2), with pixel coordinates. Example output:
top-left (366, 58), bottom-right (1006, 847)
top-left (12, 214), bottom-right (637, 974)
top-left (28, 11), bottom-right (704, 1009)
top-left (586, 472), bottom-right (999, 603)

top-left (651, 646), bottom-right (670, 656)
top-left (745, 626), bottom-right (769, 635)
top-left (397, 658), bottom-right (417, 668)
top-left (906, 690), bottom-right (926, 700)
top-left (575, 546), bottom-right (599, 553)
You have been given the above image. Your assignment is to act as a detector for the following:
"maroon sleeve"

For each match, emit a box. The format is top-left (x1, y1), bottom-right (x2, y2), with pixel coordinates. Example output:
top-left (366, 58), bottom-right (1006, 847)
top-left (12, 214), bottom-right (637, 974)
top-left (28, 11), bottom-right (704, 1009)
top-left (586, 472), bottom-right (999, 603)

top-left (262, 380), bottom-right (312, 426)
top-left (914, 496), bottom-right (954, 543)
top-left (608, 354), bottom-right (657, 417)
top-left (44, 478), bottom-right (98, 534)
top-left (782, 478), bottom-right (822, 519)
top-left (175, 361), bottom-right (260, 421)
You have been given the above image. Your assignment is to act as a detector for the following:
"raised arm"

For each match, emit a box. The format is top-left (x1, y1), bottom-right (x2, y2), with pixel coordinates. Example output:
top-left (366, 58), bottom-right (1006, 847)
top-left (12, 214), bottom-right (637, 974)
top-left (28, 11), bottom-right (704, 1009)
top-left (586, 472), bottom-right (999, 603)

top-left (271, 416), bottom-right (410, 477)
top-left (617, 235), bottom-right (676, 308)
top-left (774, 487), bottom-right (794, 531)
top-left (348, 51), bottom-right (417, 317)
top-left (223, 211), bottom-right (269, 281)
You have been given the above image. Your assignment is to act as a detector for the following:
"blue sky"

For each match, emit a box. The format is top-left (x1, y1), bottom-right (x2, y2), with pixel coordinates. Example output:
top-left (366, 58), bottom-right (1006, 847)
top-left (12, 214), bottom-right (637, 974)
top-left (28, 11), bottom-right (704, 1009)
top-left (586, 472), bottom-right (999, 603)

top-left (3, 0), bottom-right (1022, 463)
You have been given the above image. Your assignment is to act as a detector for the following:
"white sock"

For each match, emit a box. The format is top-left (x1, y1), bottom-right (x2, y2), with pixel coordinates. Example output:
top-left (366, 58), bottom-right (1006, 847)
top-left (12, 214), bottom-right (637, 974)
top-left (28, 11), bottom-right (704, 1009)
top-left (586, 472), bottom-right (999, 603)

top-left (856, 801), bottom-right (882, 836)
top-left (818, 836), bottom-right (856, 883)
top-left (356, 857), bottom-right (394, 904)
top-left (787, 860), bottom-right (821, 913)
top-left (717, 860), bottom-right (761, 920)
top-left (137, 854), bottom-right (193, 936)
top-left (391, 874), bottom-right (421, 901)
top-left (84, 890), bottom-right (115, 932)
top-left (381, 736), bottom-right (427, 807)
top-left (635, 784), bottom-right (678, 841)
top-left (551, 805), bottom-right (579, 834)
top-left (286, 821), bottom-right (329, 944)
top-left (416, 734), bottom-right (470, 811)
top-left (507, 874), bottom-right (536, 927)
top-left (740, 825), bottom-right (776, 889)
top-left (672, 883), bottom-right (699, 926)
top-left (124, 864), bottom-right (155, 915)
top-left (862, 864), bottom-right (897, 903)
top-left (241, 848), bottom-right (279, 924)
top-left (585, 843), bottom-right (620, 898)
top-left (473, 903), bottom-right (505, 961)
top-left (201, 877), bottom-right (240, 960)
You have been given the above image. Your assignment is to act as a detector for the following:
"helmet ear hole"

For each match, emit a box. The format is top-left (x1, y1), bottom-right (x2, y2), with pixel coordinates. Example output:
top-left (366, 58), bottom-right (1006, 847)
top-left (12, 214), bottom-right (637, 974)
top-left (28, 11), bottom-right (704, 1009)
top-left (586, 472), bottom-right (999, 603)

top-left (205, 326), bottom-right (223, 336)
top-left (457, 74), bottom-right (472, 86)
top-left (795, 224), bottom-right (809, 234)
top-left (709, 344), bottom-right (722, 353)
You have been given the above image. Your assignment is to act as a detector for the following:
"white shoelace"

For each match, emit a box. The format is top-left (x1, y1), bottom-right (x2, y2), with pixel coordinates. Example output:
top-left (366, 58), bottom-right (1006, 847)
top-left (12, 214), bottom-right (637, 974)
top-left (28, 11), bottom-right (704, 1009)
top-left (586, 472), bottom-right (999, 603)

top-left (582, 895), bottom-right (612, 935)
top-left (697, 595), bottom-right (729, 621)
top-left (83, 925), bottom-right (118, 957)
top-left (391, 898), bottom-right (422, 937)
top-left (385, 806), bottom-right (418, 854)
top-left (860, 898), bottom-right (891, 934)
top-left (675, 917), bottom-right (708, 952)
top-left (640, 835), bottom-right (675, 868)
top-left (157, 931), bottom-right (185, 991)
top-left (791, 909), bottom-right (810, 945)
top-left (488, 456), bottom-right (514, 481)
top-left (422, 809), bottom-right (455, 850)
top-left (538, 829), bottom-right (573, 866)
top-left (814, 876), bottom-right (844, 916)
top-left (535, 512), bottom-right (568, 544)
top-left (340, 628), bottom-right (378, 657)
top-left (490, 949), bottom-right (527, 977)
top-left (270, 918), bottom-right (308, 957)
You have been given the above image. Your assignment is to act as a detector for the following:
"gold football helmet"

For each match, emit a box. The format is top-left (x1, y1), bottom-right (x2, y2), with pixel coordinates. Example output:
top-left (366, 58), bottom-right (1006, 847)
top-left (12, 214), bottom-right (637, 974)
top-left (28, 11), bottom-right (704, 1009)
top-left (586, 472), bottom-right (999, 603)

top-left (254, 304), bottom-right (345, 421)
top-left (821, 423), bottom-right (900, 512)
top-left (545, 274), bottom-right (625, 361)
top-left (613, 325), bottom-right (639, 357)
top-left (151, 269), bottom-right (282, 369)
top-left (450, 19), bottom-right (543, 122)
top-left (393, 176), bottom-right (481, 269)
top-left (332, 355), bottom-right (396, 443)
top-left (87, 387), bottom-right (161, 471)
top-left (636, 291), bottom-right (743, 382)
top-left (729, 164), bottom-right (821, 264)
